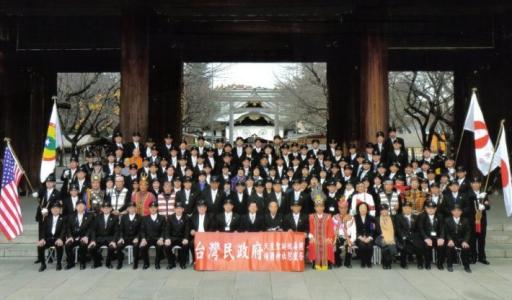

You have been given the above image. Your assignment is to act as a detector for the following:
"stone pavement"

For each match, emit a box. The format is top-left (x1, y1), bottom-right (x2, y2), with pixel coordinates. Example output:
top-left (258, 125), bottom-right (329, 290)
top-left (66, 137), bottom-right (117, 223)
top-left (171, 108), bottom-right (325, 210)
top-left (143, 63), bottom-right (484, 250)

top-left (1, 258), bottom-right (512, 300)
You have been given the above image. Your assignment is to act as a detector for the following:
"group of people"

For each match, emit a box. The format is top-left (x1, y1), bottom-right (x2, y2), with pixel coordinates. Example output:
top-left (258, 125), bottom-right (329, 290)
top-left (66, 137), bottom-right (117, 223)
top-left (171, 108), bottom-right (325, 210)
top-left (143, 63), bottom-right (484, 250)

top-left (33, 128), bottom-right (490, 273)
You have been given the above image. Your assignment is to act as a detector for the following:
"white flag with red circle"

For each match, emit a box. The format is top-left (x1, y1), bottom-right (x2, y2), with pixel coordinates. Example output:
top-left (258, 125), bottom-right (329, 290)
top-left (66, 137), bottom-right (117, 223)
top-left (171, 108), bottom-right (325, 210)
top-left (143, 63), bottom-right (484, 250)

top-left (463, 91), bottom-right (496, 175)
top-left (491, 124), bottom-right (512, 217)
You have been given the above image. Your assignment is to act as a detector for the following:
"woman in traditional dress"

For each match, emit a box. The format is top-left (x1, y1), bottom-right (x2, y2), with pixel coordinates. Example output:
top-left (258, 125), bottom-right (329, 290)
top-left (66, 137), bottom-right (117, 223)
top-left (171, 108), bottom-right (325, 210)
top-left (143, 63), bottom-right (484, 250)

top-left (332, 199), bottom-right (356, 268)
top-left (307, 195), bottom-right (335, 270)
top-left (131, 175), bottom-right (156, 216)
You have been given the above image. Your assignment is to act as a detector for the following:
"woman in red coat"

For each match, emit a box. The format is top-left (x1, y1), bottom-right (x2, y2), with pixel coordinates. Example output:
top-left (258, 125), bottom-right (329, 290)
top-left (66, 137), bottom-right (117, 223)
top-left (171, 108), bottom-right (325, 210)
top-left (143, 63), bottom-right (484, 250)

top-left (308, 195), bottom-right (335, 270)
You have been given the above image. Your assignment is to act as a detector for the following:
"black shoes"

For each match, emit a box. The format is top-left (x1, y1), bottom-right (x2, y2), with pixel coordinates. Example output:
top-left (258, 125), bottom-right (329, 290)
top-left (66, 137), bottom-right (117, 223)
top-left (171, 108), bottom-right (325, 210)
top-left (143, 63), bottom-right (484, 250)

top-left (56, 263), bottom-right (62, 271)
top-left (425, 265), bottom-right (431, 270)
top-left (80, 263), bottom-right (86, 270)
top-left (142, 264), bottom-right (149, 270)
top-left (417, 265), bottom-right (424, 270)
top-left (167, 263), bottom-right (176, 270)
top-left (479, 259), bottom-right (490, 265)
top-left (179, 263), bottom-right (187, 270)
top-left (65, 263), bottom-right (75, 270)
top-left (39, 264), bottom-right (47, 272)
top-left (464, 266), bottom-right (472, 273)
top-left (155, 264), bottom-right (161, 270)
top-left (437, 264), bottom-right (444, 270)
top-left (447, 265), bottom-right (453, 272)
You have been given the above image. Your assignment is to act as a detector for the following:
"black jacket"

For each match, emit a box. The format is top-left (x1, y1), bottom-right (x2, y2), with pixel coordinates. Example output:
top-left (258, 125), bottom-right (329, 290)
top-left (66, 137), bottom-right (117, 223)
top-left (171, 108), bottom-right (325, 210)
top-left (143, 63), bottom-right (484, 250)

top-left (117, 213), bottom-right (142, 241)
top-left (282, 213), bottom-right (308, 232)
top-left (90, 213), bottom-right (118, 242)
top-left (239, 213), bottom-right (265, 232)
top-left (202, 187), bottom-right (225, 216)
top-left (175, 189), bottom-right (199, 216)
top-left (190, 213), bottom-right (216, 234)
top-left (354, 214), bottom-right (376, 238)
top-left (417, 212), bottom-right (445, 240)
top-left (215, 212), bottom-right (241, 232)
top-left (39, 214), bottom-right (65, 240)
top-left (394, 214), bottom-right (421, 245)
top-left (165, 214), bottom-right (190, 241)
top-left (263, 213), bottom-right (284, 231)
top-left (444, 216), bottom-right (471, 243)
top-left (35, 188), bottom-right (60, 222)
top-left (65, 212), bottom-right (94, 239)
top-left (140, 214), bottom-right (166, 240)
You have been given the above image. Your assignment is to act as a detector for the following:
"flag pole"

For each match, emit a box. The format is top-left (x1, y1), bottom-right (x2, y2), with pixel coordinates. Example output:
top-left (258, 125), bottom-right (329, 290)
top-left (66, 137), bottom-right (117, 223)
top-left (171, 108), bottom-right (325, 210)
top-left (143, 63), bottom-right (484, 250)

top-left (455, 87), bottom-right (478, 163)
top-left (3, 137), bottom-right (36, 193)
top-left (483, 119), bottom-right (506, 192)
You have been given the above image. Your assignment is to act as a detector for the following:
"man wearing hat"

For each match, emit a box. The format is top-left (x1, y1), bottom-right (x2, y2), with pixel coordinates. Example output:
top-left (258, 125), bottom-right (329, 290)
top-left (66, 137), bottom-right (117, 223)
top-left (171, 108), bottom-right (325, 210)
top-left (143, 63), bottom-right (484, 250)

top-left (37, 201), bottom-right (65, 272)
top-left (139, 201), bottom-right (166, 269)
top-left (109, 131), bottom-right (124, 154)
top-left (124, 132), bottom-right (142, 158)
top-left (216, 198), bottom-right (241, 232)
top-left (395, 201), bottom-right (423, 269)
top-left (202, 175), bottom-right (225, 215)
top-left (71, 166), bottom-right (90, 197)
top-left (386, 139), bottom-right (408, 172)
top-left (455, 166), bottom-right (470, 195)
top-left (324, 180), bottom-right (341, 215)
top-left (89, 202), bottom-right (118, 269)
top-left (285, 179), bottom-right (310, 214)
top-left (467, 176), bottom-right (490, 264)
top-left (84, 175), bottom-right (105, 215)
top-left (248, 179), bottom-right (266, 213)
top-left (266, 178), bottom-right (287, 214)
top-left (81, 151), bottom-right (96, 177)
top-left (164, 201), bottom-right (191, 269)
top-left (62, 183), bottom-right (81, 217)
top-left (158, 133), bottom-right (174, 160)
top-left (116, 202), bottom-right (142, 269)
top-left (418, 201), bottom-right (446, 270)
top-left (384, 126), bottom-right (405, 156)
top-left (444, 204), bottom-right (472, 273)
top-left (190, 199), bottom-right (216, 261)
top-left (33, 174), bottom-right (60, 253)
top-left (64, 198), bottom-right (94, 270)
top-left (308, 195), bottom-right (335, 270)
top-left (176, 176), bottom-right (198, 216)
top-left (283, 199), bottom-right (309, 233)
top-left (440, 180), bottom-right (469, 219)
top-left (230, 181), bottom-right (248, 215)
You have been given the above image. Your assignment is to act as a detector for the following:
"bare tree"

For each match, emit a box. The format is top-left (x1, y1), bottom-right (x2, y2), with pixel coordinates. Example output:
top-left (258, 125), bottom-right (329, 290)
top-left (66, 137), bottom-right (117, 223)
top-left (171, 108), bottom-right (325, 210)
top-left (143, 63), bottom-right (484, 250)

top-left (389, 71), bottom-right (454, 150)
top-left (182, 63), bottom-right (229, 132)
top-left (57, 72), bottom-right (120, 154)
top-left (274, 63), bottom-right (328, 133)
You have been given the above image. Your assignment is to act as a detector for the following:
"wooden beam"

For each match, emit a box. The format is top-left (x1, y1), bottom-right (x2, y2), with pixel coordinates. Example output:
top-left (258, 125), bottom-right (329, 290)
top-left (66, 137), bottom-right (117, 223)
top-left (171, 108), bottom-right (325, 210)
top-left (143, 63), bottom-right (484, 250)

top-left (359, 32), bottom-right (388, 145)
top-left (120, 12), bottom-right (150, 139)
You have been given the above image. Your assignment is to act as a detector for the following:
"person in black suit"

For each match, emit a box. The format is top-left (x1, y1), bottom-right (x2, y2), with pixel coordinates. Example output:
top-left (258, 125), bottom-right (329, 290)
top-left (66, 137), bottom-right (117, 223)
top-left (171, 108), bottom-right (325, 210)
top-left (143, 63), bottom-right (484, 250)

top-left (440, 181), bottom-right (470, 219)
top-left (386, 140), bottom-right (408, 171)
top-left (190, 200), bottom-right (216, 262)
top-left (444, 204), bottom-right (472, 273)
top-left (116, 202), bottom-right (142, 269)
top-left (467, 177), bottom-right (491, 265)
top-left (202, 176), bottom-right (225, 216)
top-left (139, 201), bottom-right (166, 269)
top-left (264, 200), bottom-right (284, 231)
top-left (124, 132), bottom-right (143, 158)
top-left (164, 201), bottom-right (190, 269)
top-left (455, 166), bottom-right (471, 195)
top-left (285, 179), bottom-right (311, 214)
top-left (283, 199), bottom-right (309, 233)
top-left (176, 176), bottom-right (199, 216)
top-left (64, 199), bottom-right (94, 270)
top-left (418, 201), bottom-right (446, 270)
top-left (60, 157), bottom-right (79, 196)
top-left (37, 201), bottom-right (65, 272)
top-left (239, 200), bottom-right (265, 232)
top-left (88, 202), bottom-right (118, 269)
top-left (216, 198), bottom-right (241, 232)
top-left (230, 182), bottom-right (249, 215)
top-left (61, 184), bottom-right (82, 218)
top-left (384, 126), bottom-right (405, 156)
top-left (395, 202), bottom-right (423, 269)
top-left (354, 202), bottom-right (376, 268)
top-left (33, 173), bottom-right (60, 252)
top-left (324, 180), bottom-right (341, 215)
top-left (248, 180), bottom-right (267, 213)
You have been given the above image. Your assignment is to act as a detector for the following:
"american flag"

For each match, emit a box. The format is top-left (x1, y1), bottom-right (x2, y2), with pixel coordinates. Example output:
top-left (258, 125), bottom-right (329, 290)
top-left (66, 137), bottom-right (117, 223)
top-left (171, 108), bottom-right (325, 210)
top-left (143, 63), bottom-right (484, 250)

top-left (0, 145), bottom-right (24, 240)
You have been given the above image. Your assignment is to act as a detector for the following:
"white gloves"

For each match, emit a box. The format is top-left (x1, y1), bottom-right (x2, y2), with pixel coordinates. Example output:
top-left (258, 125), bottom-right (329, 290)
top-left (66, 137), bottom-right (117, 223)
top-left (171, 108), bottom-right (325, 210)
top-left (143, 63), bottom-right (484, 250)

top-left (32, 192), bottom-right (39, 198)
top-left (478, 204), bottom-right (486, 211)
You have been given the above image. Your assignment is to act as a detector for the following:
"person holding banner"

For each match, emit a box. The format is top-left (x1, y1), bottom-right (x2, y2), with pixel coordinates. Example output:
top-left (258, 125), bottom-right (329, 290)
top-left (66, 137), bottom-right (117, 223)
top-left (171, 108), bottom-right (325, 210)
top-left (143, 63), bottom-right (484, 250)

top-left (467, 176), bottom-right (490, 265)
top-left (307, 195), bottom-right (335, 270)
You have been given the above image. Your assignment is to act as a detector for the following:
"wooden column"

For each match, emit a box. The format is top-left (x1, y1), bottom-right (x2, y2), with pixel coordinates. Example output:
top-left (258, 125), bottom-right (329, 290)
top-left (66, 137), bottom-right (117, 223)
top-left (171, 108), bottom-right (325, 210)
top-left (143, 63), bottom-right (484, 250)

top-left (149, 42), bottom-right (183, 142)
top-left (360, 33), bottom-right (389, 145)
top-left (120, 12), bottom-right (149, 139)
top-left (327, 56), bottom-right (359, 147)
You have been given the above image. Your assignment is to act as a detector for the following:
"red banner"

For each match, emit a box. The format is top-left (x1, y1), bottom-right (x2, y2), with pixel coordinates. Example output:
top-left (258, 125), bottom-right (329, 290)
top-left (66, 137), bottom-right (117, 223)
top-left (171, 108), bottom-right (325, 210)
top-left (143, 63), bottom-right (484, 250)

top-left (194, 232), bottom-right (305, 272)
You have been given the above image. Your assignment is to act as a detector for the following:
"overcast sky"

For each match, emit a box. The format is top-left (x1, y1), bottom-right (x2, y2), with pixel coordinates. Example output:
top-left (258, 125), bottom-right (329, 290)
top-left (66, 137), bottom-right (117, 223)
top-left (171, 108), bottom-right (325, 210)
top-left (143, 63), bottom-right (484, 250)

top-left (212, 63), bottom-right (296, 88)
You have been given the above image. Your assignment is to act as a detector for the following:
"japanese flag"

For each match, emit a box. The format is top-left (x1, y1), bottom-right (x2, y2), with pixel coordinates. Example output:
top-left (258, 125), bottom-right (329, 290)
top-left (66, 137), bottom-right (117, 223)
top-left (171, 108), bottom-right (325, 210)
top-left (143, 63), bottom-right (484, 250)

top-left (463, 91), bottom-right (496, 175)
top-left (491, 125), bottom-right (512, 217)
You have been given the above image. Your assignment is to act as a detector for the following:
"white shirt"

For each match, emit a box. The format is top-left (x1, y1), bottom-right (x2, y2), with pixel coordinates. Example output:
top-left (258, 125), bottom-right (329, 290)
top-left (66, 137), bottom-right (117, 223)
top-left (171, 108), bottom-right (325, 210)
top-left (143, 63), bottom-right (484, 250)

top-left (77, 213), bottom-right (84, 226)
top-left (249, 213), bottom-right (256, 223)
top-left (453, 217), bottom-right (460, 225)
top-left (294, 191), bottom-right (301, 200)
top-left (129, 213), bottom-right (136, 222)
top-left (150, 213), bottom-right (157, 222)
top-left (71, 196), bottom-right (79, 211)
top-left (46, 188), bottom-right (54, 199)
top-left (225, 212), bottom-right (232, 226)
top-left (51, 215), bottom-right (59, 235)
top-left (198, 214), bottom-right (206, 232)
top-left (211, 189), bottom-right (218, 203)
top-left (104, 214), bottom-right (110, 227)
top-left (293, 213), bottom-right (300, 226)
top-left (428, 214), bottom-right (435, 224)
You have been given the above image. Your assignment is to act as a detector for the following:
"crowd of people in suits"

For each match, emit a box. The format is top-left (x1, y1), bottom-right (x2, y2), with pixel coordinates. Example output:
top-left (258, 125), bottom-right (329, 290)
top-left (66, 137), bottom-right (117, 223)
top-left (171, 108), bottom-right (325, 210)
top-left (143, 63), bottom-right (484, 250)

top-left (33, 128), bottom-right (490, 273)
